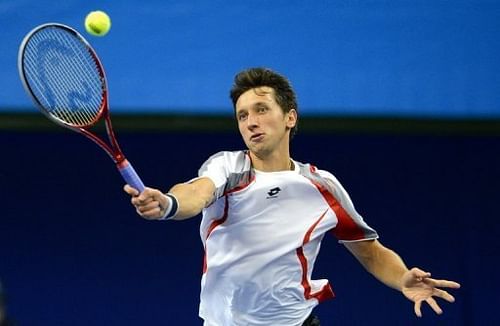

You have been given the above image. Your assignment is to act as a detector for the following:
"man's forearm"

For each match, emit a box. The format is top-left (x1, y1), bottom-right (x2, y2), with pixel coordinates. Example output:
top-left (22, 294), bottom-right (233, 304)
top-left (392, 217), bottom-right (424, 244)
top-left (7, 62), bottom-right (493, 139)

top-left (168, 179), bottom-right (214, 220)
top-left (363, 245), bottom-right (409, 290)
top-left (345, 240), bottom-right (409, 291)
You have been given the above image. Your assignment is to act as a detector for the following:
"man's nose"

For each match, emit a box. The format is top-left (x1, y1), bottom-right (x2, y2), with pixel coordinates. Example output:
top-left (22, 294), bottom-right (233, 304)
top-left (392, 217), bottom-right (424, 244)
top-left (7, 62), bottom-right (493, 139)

top-left (247, 113), bottom-right (258, 129)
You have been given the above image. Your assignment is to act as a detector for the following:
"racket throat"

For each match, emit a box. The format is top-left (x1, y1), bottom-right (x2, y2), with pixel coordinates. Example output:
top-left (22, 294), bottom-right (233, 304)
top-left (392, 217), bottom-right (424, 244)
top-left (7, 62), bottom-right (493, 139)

top-left (117, 158), bottom-right (130, 169)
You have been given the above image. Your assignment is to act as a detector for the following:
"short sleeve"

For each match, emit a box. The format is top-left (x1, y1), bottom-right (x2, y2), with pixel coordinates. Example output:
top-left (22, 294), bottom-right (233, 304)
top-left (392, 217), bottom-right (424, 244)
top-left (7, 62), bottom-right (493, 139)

top-left (196, 151), bottom-right (252, 203)
top-left (316, 169), bottom-right (379, 242)
top-left (197, 151), bottom-right (231, 201)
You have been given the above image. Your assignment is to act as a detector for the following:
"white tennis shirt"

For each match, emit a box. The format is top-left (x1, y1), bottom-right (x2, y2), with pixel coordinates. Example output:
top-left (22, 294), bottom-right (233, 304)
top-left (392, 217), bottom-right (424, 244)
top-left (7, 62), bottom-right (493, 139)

top-left (196, 151), bottom-right (378, 326)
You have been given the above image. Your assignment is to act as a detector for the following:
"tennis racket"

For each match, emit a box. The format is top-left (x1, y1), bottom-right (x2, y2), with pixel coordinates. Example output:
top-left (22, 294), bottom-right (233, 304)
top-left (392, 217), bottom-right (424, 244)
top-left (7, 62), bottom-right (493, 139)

top-left (17, 23), bottom-right (145, 193)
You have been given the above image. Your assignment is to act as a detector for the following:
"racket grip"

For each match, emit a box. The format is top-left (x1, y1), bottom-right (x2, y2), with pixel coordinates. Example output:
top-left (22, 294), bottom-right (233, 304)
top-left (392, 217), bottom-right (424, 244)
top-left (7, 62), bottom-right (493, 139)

top-left (118, 160), bottom-right (145, 193)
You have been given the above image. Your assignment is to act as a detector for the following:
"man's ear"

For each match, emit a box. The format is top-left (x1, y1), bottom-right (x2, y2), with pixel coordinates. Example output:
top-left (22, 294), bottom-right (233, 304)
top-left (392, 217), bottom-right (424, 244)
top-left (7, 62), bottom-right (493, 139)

top-left (286, 109), bottom-right (298, 129)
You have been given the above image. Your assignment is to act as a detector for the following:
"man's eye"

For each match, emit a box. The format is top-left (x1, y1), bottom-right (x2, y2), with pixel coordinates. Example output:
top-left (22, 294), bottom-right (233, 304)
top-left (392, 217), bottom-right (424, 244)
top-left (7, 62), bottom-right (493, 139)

top-left (238, 114), bottom-right (247, 121)
top-left (258, 106), bottom-right (267, 113)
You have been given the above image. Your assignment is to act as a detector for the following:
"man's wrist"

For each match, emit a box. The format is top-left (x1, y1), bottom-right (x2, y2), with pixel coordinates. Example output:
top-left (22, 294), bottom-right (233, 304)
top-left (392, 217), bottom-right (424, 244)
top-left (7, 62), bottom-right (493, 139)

top-left (161, 193), bottom-right (179, 220)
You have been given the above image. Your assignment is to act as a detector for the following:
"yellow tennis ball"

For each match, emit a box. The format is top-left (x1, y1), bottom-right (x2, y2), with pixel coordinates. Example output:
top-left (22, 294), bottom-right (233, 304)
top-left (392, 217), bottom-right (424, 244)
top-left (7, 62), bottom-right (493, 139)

top-left (85, 10), bottom-right (111, 36)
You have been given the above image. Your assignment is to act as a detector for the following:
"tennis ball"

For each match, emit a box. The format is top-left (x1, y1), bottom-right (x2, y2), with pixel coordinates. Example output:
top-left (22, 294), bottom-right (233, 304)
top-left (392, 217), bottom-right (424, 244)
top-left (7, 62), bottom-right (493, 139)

top-left (85, 10), bottom-right (111, 36)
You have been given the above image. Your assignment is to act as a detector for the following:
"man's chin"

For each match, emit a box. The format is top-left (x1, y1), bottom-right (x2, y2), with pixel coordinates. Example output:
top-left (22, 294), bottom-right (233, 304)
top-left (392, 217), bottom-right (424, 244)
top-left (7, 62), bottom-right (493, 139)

top-left (247, 145), bottom-right (272, 157)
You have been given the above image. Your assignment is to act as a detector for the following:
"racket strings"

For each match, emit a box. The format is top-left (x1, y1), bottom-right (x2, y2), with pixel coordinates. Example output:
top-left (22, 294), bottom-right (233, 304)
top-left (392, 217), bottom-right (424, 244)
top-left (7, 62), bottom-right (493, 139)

top-left (51, 29), bottom-right (103, 108)
top-left (22, 26), bottom-right (105, 127)
top-left (24, 39), bottom-right (88, 125)
top-left (24, 37), bottom-right (100, 126)
top-left (43, 31), bottom-right (99, 124)
top-left (24, 37), bottom-right (92, 125)
top-left (34, 28), bottom-right (102, 123)
top-left (41, 29), bottom-right (102, 124)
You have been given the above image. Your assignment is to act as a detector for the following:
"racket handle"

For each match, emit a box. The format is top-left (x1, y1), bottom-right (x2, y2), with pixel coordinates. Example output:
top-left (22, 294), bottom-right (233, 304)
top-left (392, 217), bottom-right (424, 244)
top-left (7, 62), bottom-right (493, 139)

top-left (117, 160), bottom-right (145, 193)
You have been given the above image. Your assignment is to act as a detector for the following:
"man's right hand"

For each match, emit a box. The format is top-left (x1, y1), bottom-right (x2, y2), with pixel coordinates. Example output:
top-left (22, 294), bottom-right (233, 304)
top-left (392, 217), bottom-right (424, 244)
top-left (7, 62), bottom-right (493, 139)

top-left (123, 184), bottom-right (169, 220)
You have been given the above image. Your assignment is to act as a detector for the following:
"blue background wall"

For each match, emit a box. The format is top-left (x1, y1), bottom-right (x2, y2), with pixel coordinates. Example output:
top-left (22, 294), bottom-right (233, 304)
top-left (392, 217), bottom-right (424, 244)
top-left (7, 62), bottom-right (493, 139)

top-left (1, 0), bottom-right (500, 117)
top-left (1, 0), bottom-right (500, 325)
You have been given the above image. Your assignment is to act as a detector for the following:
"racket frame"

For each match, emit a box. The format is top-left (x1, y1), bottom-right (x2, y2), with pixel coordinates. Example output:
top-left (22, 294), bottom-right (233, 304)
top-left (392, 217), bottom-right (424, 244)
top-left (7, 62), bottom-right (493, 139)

top-left (18, 23), bottom-right (145, 192)
top-left (18, 23), bottom-right (126, 164)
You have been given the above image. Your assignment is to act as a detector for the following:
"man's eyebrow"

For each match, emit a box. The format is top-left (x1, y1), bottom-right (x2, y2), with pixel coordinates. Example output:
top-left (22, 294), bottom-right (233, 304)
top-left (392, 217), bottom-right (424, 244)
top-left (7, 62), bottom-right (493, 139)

top-left (253, 101), bottom-right (270, 107)
top-left (236, 101), bottom-right (269, 112)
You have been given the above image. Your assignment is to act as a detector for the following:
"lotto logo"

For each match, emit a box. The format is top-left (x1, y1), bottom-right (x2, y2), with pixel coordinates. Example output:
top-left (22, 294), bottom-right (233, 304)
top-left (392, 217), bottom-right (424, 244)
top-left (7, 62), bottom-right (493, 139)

top-left (267, 187), bottom-right (281, 198)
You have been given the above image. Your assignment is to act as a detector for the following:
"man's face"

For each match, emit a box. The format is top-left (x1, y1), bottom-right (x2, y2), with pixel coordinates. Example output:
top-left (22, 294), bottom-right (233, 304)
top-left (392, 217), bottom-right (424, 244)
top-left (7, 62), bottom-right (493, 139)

top-left (235, 87), bottom-right (296, 157)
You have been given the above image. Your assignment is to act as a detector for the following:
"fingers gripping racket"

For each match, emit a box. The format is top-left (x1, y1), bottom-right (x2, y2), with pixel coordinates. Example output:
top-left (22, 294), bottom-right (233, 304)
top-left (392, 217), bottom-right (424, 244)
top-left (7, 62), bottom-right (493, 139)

top-left (18, 23), bottom-right (145, 193)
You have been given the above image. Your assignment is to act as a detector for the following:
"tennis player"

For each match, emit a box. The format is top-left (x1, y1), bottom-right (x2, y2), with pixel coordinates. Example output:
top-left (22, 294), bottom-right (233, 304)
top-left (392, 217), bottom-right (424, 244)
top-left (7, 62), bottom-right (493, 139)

top-left (124, 68), bottom-right (460, 326)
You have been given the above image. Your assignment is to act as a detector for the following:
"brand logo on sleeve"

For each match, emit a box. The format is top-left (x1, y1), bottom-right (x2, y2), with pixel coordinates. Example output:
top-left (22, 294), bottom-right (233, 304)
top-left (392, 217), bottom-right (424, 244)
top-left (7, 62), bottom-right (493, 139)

top-left (266, 187), bottom-right (281, 199)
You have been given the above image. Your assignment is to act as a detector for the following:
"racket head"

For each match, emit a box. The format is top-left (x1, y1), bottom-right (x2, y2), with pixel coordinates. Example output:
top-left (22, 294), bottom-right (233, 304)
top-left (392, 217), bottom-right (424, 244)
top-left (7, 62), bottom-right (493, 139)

top-left (18, 23), bottom-right (108, 129)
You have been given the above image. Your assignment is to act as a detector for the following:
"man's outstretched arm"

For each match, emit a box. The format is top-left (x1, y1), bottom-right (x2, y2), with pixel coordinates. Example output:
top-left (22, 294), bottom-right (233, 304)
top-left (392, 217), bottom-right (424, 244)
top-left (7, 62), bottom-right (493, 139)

top-left (124, 177), bottom-right (216, 220)
top-left (344, 239), bottom-right (460, 317)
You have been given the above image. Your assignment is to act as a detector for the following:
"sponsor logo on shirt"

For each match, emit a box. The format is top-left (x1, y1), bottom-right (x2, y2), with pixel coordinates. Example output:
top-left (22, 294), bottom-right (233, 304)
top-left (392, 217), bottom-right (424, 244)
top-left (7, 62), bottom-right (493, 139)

top-left (266, 187), bottom-right (281, 199)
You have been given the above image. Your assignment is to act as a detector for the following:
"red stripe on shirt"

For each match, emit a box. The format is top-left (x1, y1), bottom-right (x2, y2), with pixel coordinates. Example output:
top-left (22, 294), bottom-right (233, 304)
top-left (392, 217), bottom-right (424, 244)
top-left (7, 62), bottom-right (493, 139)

top-left (297, 210), bottom-right (335, 302)
top-left (309, 179), bottom-right (366, 241)
top-left (203, 195), bottom-right (229, 274)
top-left (203, 168), bottom-right (254, 274)
top-left (225, 151), bottom-right (255, 195)
top-left (225, 173), bottom-right (255, 195)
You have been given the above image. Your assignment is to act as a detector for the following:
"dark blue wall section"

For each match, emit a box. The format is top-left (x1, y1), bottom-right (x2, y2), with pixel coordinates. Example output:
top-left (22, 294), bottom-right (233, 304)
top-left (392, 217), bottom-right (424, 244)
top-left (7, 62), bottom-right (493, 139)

top-left (1, 1), bottom-right (500, 117)
top-left (0, 130), bottom-right (498, 325)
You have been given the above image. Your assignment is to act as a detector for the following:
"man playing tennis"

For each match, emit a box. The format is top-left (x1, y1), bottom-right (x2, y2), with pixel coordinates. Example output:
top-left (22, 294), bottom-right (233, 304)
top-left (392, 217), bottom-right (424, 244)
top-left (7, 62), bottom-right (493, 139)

top-left (124, 68), bottom-right (460, 326)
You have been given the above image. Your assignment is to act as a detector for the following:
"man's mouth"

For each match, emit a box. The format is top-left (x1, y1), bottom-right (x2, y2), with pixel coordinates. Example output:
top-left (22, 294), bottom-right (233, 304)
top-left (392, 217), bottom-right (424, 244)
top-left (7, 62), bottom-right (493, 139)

top-left (250, 133), bottom-right (264, 141)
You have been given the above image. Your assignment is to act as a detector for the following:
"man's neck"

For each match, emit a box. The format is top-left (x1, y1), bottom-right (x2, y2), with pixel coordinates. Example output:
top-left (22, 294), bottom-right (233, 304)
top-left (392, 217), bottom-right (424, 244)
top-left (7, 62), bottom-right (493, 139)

top-left (250, 151), bottom-right (292, 172)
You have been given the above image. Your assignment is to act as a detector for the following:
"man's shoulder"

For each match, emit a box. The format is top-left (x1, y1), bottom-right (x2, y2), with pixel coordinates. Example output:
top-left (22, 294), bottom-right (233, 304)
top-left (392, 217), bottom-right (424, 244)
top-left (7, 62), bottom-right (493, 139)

top-left (204, 150), bottom-right (248, 164)
top-left (295, 160), bottom-right (337, 183)
top-left (200, 150), bottom-right (250, 173)
top-left (295, 160), bottom-right (329, 174)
